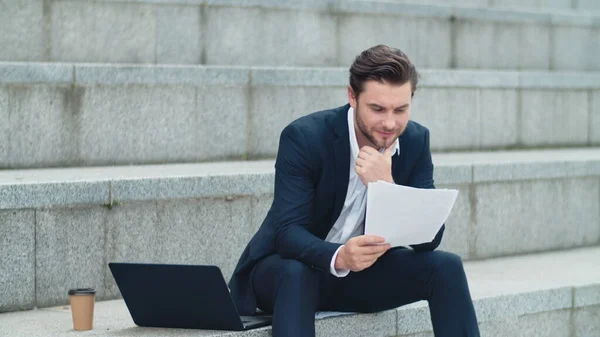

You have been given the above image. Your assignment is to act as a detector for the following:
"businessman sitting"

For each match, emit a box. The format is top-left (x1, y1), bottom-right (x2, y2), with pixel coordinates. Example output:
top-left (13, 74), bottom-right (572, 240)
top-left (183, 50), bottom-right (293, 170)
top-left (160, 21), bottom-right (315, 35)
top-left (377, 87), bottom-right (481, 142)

top-left (229, 45), bottom-right (480, 337)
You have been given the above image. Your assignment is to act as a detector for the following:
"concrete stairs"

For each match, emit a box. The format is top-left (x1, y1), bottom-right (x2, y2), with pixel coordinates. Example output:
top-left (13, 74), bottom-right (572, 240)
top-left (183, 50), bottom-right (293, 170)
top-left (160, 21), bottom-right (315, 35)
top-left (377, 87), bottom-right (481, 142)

top-left (1, 62), bottom-right (599, 168)
top-left (1, 247), bottom-right (599, 336)
top-left (1, 0), bottom-right (600, 70)
top-left (1, 0), bottom-right (599, 336)
top-left (377, 0), bottom-right (600, 12)
top-left (1, 149), bottom-right (599, 311)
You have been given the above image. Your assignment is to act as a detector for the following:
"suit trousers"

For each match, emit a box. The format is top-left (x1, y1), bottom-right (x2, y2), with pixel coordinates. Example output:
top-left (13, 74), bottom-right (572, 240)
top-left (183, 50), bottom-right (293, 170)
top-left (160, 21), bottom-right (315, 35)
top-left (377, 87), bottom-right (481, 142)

top-left (252, 248), bottom-right (480, 337)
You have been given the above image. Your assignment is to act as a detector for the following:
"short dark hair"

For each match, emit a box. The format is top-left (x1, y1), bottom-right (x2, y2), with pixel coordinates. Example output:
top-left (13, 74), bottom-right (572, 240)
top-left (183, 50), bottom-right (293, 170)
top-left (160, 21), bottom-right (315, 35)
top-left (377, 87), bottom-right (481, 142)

top-left (349, 45), bottom-right (419, 98)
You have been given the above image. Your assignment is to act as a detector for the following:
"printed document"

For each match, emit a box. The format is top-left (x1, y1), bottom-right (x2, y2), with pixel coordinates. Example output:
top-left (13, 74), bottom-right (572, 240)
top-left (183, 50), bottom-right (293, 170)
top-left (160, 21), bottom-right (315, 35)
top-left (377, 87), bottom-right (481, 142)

top-left (364, 181), bottom-right (458, 247)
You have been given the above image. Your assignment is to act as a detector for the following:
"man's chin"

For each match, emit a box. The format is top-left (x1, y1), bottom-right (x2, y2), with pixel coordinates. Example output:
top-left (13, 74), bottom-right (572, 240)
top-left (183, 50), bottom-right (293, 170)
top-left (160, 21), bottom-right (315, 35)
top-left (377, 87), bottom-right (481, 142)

top-left (367, 133), bottom-right (399, 149)
top-left (374, 141), bottom-right (393, 150)
top-left (377, 136), bottom-right (400, 149)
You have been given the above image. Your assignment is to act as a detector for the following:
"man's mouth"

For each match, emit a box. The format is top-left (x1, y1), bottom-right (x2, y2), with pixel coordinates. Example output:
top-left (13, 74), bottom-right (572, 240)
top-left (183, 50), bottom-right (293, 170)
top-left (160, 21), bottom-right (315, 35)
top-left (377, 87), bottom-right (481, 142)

top-left (377, 131), bottom-right (395, 137)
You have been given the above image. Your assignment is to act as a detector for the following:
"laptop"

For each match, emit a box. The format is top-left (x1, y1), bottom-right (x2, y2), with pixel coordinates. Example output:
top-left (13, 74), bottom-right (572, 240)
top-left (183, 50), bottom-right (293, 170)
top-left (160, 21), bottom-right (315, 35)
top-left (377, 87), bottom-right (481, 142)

top-left (108, 262), bottom-right (272, 331)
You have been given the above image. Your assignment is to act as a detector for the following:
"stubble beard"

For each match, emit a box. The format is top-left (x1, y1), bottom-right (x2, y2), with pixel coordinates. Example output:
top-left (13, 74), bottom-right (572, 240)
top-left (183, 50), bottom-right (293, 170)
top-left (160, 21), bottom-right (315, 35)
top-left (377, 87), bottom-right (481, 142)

top-left (355, 106), bottom-right (398, 150)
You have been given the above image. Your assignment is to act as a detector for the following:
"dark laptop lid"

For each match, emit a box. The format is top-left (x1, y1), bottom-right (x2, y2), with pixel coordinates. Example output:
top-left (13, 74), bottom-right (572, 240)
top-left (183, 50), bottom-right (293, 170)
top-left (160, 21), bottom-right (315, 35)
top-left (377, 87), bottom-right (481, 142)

top-left (108, 262), bottom-right (245, 331)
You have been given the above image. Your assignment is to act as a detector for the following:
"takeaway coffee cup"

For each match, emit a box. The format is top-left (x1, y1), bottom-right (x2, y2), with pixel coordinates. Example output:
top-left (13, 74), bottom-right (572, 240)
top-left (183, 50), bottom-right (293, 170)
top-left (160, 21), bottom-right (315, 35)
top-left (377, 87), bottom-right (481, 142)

top-left (68, 288), bottom-right (96, 331)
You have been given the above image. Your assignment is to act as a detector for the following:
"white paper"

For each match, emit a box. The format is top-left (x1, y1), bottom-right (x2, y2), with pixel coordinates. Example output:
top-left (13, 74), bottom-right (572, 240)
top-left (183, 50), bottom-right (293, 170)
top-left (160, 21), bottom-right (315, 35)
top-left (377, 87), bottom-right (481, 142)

top-left (364, 181), bottom-right (458, 247)
top-left (315, 311), bottom-right (354, 319)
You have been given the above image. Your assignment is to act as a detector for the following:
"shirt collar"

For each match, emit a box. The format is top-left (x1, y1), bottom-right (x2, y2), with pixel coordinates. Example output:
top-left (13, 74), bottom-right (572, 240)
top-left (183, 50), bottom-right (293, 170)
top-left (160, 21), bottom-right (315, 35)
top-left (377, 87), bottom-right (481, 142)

top-left (348, 106), bottom-right (400, 160)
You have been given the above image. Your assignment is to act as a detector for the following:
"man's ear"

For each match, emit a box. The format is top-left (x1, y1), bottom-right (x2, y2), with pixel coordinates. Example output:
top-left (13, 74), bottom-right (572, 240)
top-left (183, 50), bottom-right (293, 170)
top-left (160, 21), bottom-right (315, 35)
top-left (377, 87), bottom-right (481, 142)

top-left (347, 86), bottom-right (357, 108)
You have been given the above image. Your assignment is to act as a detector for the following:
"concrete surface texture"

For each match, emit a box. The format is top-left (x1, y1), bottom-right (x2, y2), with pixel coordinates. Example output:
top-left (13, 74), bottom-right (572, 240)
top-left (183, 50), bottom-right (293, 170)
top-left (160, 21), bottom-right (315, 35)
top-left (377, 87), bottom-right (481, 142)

top-left (1, 1), bottom-right (600, 69)
top-left (1, 149), bottom-right (599, 310)
top-left (1, 63), bottom-right (600, 168)
top-left (0, 0), bottom-right (599, 336)
top-left (0, 247), bottom-right (599, 337)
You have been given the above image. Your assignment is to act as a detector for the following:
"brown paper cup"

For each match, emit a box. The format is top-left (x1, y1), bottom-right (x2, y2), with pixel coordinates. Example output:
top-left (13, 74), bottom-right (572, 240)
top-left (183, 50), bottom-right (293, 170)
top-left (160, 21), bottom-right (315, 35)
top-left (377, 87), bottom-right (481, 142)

top-left (69, 288), bottom-right (96, 331)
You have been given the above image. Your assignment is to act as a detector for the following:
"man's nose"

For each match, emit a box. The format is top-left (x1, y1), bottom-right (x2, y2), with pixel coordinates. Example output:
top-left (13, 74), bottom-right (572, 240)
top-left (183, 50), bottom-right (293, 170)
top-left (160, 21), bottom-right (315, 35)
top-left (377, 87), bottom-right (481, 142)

top-left (383, 114), bottom-right (395, 130)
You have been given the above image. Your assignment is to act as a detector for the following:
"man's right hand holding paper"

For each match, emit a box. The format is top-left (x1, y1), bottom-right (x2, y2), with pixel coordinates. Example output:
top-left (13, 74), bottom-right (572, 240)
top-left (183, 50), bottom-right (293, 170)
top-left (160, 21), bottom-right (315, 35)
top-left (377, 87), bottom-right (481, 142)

top-left (334, 235), bottom-right (391, 272)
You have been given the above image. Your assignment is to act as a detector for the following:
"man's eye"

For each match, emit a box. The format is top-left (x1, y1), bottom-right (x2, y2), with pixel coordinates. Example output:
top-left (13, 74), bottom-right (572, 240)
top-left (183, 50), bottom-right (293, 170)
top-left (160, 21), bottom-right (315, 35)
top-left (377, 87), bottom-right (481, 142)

top-left (372, 107), bottom-right (383, 112)
top-left (395, 109), bottom-right (406, 113)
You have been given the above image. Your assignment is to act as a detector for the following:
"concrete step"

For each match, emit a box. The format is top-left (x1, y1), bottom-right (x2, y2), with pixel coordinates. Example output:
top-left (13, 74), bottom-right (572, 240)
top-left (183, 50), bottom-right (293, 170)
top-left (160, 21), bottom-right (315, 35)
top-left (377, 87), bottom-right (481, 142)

top-left (1, 62), bottom-right (600, 168)
top-left (376, 0), bottom-right (600, 12)
top-left (1, 0), bottom-right (600, 70)
top-left (0, 148), bottom-right (599, 313)
top-left (0, 247), bottom-right (599, 337)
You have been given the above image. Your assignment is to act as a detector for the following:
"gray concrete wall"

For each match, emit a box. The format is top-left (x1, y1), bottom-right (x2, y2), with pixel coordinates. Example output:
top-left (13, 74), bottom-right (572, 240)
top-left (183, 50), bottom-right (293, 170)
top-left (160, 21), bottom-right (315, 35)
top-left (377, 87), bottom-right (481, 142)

top-left (1, 63), bottom-right (599, 168)
top-left (365, 0), bottom-right (600, 11)
top-left (1, 0), bottom-right (599, 70)
top-left (0, 210), bottom-right (35, 312)
top-left (0, 151), bottom-right (599, 310)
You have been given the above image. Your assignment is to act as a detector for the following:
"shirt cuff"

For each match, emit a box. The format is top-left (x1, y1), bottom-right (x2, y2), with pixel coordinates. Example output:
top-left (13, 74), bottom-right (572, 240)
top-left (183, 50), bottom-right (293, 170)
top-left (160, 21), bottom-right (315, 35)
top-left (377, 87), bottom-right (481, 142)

top-left (329, 245), bottom-right (350, 277)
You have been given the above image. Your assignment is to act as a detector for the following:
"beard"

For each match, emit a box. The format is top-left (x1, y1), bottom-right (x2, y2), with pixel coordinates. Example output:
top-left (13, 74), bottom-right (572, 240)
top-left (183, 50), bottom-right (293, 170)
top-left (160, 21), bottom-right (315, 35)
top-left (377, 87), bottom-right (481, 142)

top-left (355, 106), bottom-right (402, 150)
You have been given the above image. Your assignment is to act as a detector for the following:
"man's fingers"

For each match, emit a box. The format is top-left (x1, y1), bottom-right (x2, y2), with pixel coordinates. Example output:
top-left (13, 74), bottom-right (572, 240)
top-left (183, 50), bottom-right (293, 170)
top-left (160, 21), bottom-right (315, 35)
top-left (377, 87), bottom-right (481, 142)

top-left (346, 237), bottom-right (391, 271)
top-left (358, 257), bottom-right (379, 270)
top-left (359, 243), bottom-right (390, 255)
top-left (357, 150), bottom-right (376, 163)
top-left (359, 146), bottom-right (378, 155)
top-left (355, 235), bottom-right (386, 246)
top-left (351, 260), bottom-right (373, 272)
top-left (351, 251), bottom-right (388, 271)
top-left (374, 249), bottom-right (389, 259)
top-left (361, 144), bottom-right (395, 157)
top-left (355, 165), bottom-right (365, 177)
top-left (357, 151), bottom-right (371, 161)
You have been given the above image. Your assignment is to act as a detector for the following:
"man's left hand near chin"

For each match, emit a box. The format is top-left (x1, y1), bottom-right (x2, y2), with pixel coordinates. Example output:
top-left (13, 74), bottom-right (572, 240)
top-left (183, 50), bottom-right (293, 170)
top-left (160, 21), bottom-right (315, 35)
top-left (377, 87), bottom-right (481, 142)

top-left (355, 145), bottom-right (396, 185)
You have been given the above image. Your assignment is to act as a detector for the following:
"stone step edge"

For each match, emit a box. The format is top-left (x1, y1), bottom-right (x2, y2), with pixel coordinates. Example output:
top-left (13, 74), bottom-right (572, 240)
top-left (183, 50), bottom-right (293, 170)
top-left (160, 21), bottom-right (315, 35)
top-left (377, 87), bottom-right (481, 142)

top-left (1, 245), bottom-right (599, 336)
top-left (2, 62), bottom-right (600, 89)
top-left (0, 148), bottom-right (599, 210)
top-left (0, 287), bottom-right (585, 336)
top-left (48, 0), bottom-right (600, 27)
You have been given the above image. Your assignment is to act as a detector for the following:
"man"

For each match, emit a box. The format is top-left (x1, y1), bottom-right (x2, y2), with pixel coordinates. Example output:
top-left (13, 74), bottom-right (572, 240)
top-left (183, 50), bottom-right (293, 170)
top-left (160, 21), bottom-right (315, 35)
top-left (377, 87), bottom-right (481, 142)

top-left (229, 45), bottom-right (480, 337)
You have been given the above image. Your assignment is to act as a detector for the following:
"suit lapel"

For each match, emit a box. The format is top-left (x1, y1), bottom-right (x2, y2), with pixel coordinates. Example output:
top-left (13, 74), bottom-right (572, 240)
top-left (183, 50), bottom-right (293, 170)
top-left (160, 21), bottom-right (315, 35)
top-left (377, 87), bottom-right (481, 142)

top-left (330, 105), bottom-right (351, 227)
top-left (392, 133), bottom-right (408, 184)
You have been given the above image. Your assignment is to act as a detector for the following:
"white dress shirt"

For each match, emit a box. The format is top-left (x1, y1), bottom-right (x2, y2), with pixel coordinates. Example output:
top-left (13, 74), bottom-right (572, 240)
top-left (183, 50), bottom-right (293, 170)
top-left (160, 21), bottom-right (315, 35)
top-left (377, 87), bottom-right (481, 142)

top-left (326, 106), bottom-right (400, 277)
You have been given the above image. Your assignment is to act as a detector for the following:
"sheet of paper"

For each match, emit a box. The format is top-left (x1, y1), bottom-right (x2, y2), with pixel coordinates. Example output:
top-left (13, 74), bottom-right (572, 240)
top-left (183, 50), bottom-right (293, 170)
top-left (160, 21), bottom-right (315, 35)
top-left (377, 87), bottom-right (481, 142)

top-left (364, 181), bottom-right (458, 247)
top-left (315, 311), bottom-right (354, 319)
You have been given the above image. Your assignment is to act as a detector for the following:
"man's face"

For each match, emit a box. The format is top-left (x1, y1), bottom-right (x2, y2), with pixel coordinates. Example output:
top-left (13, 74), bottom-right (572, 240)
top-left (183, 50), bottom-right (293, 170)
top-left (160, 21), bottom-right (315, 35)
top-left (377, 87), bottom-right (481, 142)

top-left (348, 80), bottom-right (412, 150)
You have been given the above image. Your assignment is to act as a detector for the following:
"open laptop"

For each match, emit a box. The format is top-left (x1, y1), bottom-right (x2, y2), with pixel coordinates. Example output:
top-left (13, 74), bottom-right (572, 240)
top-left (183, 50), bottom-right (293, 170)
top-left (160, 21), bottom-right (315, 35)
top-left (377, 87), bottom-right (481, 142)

top-left (108, 262), bottom-right (272, 331)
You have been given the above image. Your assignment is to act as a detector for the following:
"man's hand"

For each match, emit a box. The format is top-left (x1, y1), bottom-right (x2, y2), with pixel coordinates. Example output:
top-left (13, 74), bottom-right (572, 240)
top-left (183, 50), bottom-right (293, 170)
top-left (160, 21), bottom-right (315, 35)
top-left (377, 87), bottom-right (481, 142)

top-left (355, 145), bottom-right (395, 186)
top-left (334, 235), bottom-right (391, 272)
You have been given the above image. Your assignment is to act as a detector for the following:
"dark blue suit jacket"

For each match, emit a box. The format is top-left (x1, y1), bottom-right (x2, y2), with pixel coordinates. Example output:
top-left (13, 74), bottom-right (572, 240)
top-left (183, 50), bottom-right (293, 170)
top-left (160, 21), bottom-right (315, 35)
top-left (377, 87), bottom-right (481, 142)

top-left (229, 104), bottom-right (445, 315)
